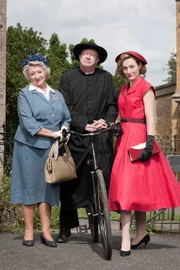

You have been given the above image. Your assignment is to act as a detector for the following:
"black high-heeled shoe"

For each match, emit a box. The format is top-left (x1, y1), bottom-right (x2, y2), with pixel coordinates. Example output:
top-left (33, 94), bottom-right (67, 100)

top-left (22, 239), bottom-right (34, 247)
top-left (40, 233), bottom-right (57, 247)
top-left (131, 234), bottom-right (150, 249)
top-left (120, 250), bottom-right (131, 257)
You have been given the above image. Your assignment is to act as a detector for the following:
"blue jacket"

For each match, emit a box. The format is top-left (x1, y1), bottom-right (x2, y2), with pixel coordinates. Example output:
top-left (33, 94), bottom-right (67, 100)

top-left (14, 85), bottom-right (71, 149)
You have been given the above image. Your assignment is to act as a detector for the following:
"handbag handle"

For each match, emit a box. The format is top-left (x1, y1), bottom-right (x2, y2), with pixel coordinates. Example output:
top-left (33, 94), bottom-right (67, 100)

top-left (48, 140), bottom-right (72, 161)
top-left (61, 143), bottom-right (71, 157)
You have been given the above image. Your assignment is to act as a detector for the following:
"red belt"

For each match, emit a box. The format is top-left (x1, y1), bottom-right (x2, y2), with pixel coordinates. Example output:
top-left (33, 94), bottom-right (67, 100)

top-left (121, 118), bottom-right (146, 124)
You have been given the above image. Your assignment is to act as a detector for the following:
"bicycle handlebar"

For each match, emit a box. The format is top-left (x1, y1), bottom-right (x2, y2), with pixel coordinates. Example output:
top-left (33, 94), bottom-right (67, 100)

top-left (60, 125), bottom-right (116, 145)
top-left (69, 126), bottom-right (112, 137)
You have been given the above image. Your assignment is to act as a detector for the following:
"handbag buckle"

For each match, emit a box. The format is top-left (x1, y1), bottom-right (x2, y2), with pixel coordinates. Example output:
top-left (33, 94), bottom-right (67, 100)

top-left (47, 158), bottom-right (52, 172)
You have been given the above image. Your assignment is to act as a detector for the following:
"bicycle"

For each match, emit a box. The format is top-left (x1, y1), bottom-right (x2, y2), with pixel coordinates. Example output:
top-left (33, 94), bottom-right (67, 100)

top-left (68, 128), bottom-right (113, 260)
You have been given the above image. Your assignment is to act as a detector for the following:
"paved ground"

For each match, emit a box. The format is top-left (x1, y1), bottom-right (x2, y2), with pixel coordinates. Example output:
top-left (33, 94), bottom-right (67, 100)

top-left (1, 220), bottom-right (180, 270)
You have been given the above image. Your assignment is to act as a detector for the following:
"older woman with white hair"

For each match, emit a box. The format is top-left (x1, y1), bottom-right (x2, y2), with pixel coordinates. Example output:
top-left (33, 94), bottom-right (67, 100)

top-left (11, 54), bottom-right (71, 247)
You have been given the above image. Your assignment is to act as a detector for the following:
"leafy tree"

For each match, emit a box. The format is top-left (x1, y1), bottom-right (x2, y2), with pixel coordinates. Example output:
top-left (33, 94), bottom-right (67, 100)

top-left (47, 33), bottom-right (70, 89)
top-left (68, 42), bottom-right (80, 70)
top-left (112, 71), bottom-right (126, 94)
top-left (163, 51), bottom-right (176, 83)
top-left (6, 23), bottom-right (48, 132)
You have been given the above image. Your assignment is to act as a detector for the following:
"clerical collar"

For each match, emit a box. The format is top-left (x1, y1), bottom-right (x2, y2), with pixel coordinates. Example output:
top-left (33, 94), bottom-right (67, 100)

top-left (85, 71), bottom-right (94, 75)
top-left (80, 68), bottom-right (95, 75)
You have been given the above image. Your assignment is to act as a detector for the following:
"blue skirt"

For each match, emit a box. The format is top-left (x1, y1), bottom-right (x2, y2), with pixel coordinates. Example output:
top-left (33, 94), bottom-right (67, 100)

top-left (11, 141), bottom-right (59, 206)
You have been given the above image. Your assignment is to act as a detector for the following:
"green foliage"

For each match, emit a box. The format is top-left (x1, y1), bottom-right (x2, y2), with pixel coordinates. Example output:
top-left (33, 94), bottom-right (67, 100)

top-left (51, 206), bottom-right (61, 229)
top-left (112, 73), bottom-right (126, 94)
top-left (110, 211), bottom-right (120, 220)
top-left (163, 51), bottom-right (176, 83)
top-left (0, 175), bottom-right (40, 232)
top-left (47, 33), bottom-right (70, 89)
top-left (6, 23), bottom-right (48, 133)
top-left (0, 174), bottom-right (57, 232)
top-left (78, 208), bottom-right (88, 218)
top-left (0, 175), bottom-right (23, 232)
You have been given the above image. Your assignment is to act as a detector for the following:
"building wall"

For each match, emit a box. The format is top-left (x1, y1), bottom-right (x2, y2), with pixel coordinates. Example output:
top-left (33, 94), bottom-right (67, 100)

top-left (155, 83), bottom-right (176, 137)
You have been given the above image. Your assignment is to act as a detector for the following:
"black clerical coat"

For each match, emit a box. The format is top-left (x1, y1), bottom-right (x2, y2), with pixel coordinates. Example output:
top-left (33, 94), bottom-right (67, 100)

top-left (59, 68), bottom-right (118, 210)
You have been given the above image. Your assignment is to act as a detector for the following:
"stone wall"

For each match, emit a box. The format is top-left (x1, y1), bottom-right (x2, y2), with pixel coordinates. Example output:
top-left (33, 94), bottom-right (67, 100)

top-left (155, 83), bottom-right (176, 137)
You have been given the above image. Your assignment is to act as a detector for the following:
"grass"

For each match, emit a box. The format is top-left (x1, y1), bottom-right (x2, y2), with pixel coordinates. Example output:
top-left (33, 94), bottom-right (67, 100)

top-left (77, 208), bottom-right (120, 221)
top-left (78, 208), bottom-right (87, 218)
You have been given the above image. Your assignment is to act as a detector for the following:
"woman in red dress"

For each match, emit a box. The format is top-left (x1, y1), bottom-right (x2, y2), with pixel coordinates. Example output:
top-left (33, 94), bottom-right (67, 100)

top-left (108, 51), bottom-right (180, 257)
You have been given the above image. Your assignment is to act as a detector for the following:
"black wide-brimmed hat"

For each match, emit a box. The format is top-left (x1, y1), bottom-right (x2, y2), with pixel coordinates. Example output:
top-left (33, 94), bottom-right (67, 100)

top-left (73, 42), bottom-right (108, 64)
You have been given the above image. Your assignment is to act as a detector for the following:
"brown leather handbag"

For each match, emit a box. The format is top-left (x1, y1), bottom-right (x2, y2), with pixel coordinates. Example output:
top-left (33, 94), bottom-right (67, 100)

top-left (44, 140), bottom-right (77, 184)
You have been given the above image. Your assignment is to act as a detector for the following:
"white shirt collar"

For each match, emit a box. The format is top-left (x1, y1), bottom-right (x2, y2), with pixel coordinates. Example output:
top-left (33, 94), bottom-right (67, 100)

top-left (29, 83), bottom-right (55, 94)
top-left (85, 71), bottom-right (94, 75)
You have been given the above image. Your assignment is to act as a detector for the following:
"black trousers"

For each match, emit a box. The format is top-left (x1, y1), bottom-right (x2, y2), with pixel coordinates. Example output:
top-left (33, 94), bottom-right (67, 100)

top-left (60, 206), bottom-right (79, 229)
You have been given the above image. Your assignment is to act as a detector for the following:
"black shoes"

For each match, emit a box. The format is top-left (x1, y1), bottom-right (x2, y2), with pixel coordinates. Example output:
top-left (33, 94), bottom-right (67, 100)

top-left (56, 228), bottom-right (71, 243)
top-left (22, 239), bottom-right (34, 247)
top-left (119, 234), bottom-right (150, 255)
top-left (40, 233), bottom-right (57, 247)
top-left (120, 250), bottom-right (131, 257)
top-left (131, 234), bottom-right (150, 249)
top-left (23, 234), bottom-right (57, 247)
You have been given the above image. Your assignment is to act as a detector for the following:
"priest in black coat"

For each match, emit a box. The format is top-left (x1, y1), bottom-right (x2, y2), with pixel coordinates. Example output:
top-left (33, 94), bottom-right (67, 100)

top-left (56, 42), bottom-right (118, 243)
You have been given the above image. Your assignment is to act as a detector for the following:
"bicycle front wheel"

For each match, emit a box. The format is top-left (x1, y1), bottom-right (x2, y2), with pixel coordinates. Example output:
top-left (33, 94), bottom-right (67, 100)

top-left (96, 169), bottom-right (112, 260)
top-left (86, 202), bottom-right (98, 243)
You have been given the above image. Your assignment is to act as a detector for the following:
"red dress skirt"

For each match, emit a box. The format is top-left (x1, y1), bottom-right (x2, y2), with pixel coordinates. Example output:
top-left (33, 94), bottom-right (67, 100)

top-left (108, 77), bottom-right (180, 212)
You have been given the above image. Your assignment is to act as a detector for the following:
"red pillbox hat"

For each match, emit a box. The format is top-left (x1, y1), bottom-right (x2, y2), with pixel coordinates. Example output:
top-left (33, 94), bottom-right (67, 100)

top-left (115, 51), bottom-right (147, 64)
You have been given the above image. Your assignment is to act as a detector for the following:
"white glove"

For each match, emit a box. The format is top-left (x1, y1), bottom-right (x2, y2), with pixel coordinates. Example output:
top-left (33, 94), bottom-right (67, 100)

top-left (60, 126), bottom-right (70, 141)
top-left (54, 130), bottom-right (63, 140)
top-left (60, 126), bottom-right (68, 132)
top-left (54, 126), bottom-right (70, 141)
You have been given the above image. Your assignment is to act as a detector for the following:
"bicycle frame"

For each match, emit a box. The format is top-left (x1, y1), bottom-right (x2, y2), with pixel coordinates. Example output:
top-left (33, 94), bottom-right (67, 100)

top-left (69, 128), bottom-right (113, 259)
top-left (90, 138), bottom-right (98, 170)
top-left (70, 130), bottom-right (103, 209)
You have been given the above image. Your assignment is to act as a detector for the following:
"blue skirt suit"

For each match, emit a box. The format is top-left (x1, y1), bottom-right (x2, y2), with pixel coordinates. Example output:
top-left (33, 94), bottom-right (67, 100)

top-left (11, 85), bottom-right (71, 206)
